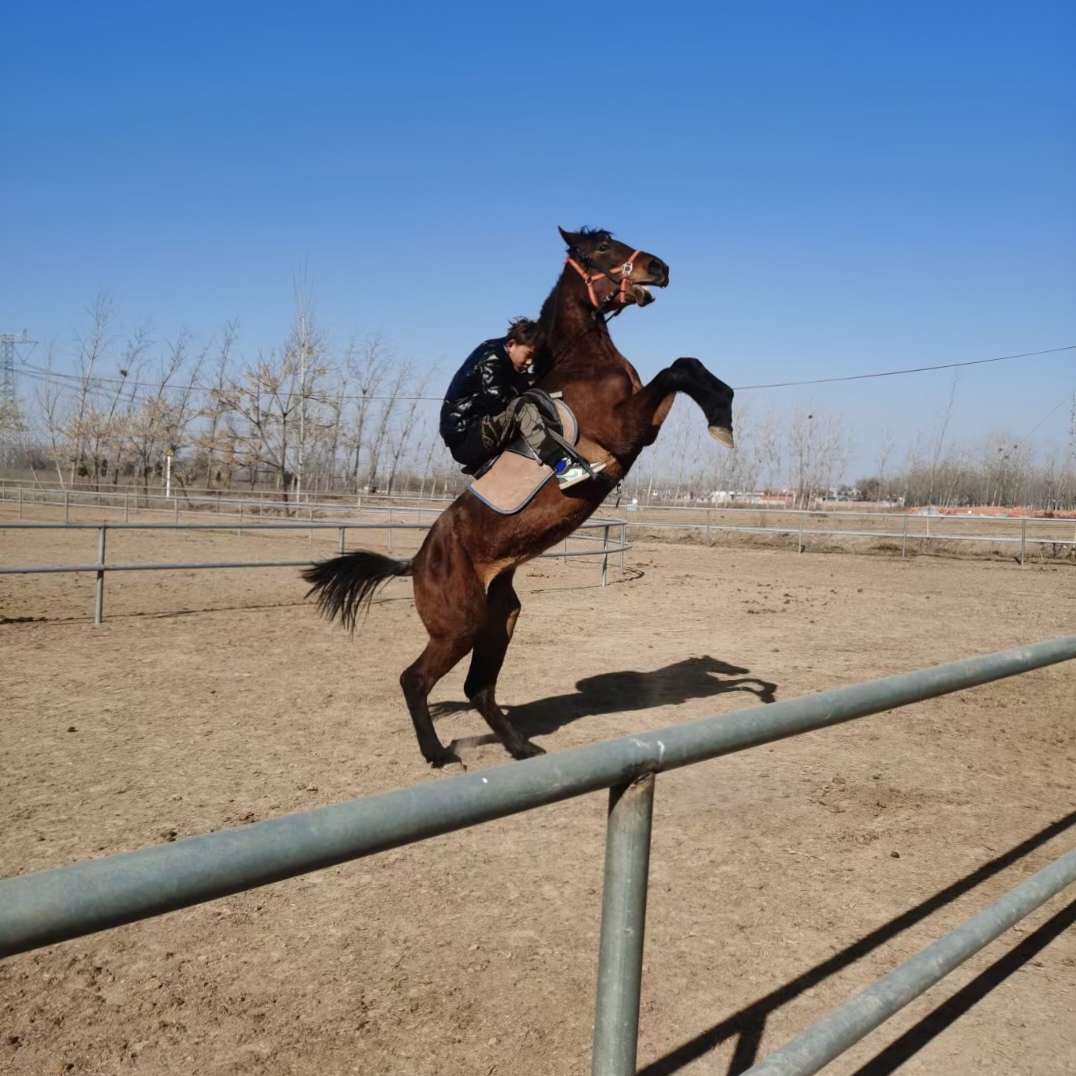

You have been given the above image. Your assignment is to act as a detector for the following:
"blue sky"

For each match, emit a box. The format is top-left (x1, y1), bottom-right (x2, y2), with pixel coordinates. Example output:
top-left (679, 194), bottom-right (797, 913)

top-left (2, 1), bottom-right (1073, 476)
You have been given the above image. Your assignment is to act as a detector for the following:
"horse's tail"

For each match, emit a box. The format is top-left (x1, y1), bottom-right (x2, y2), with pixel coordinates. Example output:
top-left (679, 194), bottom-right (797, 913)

top-left (301, 550), bottom-right (413, 633)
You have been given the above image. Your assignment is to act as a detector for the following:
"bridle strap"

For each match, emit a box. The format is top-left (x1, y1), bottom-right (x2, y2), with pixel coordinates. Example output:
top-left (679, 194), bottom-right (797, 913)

top-left (564, 249), bottom-right (644, 311)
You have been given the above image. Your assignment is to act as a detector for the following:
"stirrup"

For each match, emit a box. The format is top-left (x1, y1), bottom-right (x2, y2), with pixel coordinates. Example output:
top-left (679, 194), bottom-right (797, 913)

top-left (556, 461), bottom-right (606, 490)
top-left (546, 429), bottom-right (601, 479)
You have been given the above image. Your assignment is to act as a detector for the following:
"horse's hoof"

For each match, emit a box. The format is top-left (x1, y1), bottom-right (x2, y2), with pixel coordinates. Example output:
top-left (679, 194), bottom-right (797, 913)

top-left (426, 749), bottom-right (463, 770)
top-left (512, 741), bottom-right (546, 760)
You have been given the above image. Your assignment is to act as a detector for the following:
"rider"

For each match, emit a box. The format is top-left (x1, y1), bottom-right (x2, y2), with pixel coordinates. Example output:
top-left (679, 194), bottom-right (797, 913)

top-left (439, 317), bottom-right (605, 490)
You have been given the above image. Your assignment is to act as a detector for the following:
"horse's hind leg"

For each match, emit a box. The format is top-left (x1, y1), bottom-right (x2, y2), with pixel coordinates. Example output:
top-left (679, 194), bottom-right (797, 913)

top-left (464, 570), bottom-right (545, 760)
top-left (401, 530), bottom-right (487, 767)
top-left (400, 635), bottom-right (475, 767)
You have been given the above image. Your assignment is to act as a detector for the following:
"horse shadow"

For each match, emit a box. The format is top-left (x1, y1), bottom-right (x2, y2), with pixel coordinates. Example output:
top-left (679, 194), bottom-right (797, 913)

top-left (435, 656), bottom-right (777, 749)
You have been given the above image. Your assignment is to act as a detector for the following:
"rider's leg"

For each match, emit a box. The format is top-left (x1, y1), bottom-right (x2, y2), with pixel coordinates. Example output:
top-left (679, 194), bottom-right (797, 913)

top-left (508, 398), bottom-right (565, 466)
top-left (508, 398), bottom-right (606, 487)
top-left (455, 399), bottom-right (605, 487)
top-left (449, 415), bottom-right (501, 470)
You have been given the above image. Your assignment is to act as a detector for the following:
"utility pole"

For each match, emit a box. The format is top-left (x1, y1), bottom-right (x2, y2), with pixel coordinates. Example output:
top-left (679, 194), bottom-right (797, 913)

top-left (0, 331), bottom-right (36, 468)
top-left (297, 338), bottom-right (306, 503)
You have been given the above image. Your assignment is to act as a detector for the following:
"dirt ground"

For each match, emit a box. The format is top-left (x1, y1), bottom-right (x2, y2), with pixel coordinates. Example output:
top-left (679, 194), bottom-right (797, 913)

top-left (1, 507), bottom-right (1074, 1076)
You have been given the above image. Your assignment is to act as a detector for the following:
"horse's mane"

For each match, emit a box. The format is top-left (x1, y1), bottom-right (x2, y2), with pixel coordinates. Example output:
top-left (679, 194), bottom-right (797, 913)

top-left (574, 226), bottom-right (613, 243)
top-left (533, 227), bottom-right (615, 376)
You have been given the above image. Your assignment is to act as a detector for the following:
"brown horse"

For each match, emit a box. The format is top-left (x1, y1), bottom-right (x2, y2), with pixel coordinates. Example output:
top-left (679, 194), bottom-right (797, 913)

top-left (303, 227), bottom-right (734, 766)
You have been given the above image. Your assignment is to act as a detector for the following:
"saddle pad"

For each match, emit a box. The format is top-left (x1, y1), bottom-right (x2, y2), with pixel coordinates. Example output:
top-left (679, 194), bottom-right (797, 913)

top-left (467, 401), bottom-right (579, 515)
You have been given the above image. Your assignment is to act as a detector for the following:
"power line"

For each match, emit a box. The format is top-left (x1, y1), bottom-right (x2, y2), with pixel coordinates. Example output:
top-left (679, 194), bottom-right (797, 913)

top-left (16, 363), bottom-right (438, 404)
top-left (1013, 396), bottom-right (1073, 452)
top-left (733, 344), bottom-right (1076, 391)
top-left (15, 342), bottom-right (1076, 403)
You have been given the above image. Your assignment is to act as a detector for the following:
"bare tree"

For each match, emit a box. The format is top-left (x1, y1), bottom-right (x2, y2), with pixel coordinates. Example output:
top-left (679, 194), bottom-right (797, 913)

top-left (754, 409), bottom-right (784, 494)
top-left (785, 406), bottom-right (850, 506)
top-left (83, 323), bottom-right (153, 488)
top-left (876, 425), bottom-right (896, 500)
top-left (209, 294), bottom-right (331, 506)
top-left (345, 333), bottom-right (391, 490)
top-left (385, 367), bottom-right (435, 494)
top-left (926, 373), bottom-right (960, 506)
top-left (364, 360), bottom-right (414, 493)
top-left (193, 321), bottom-right (239, 488)
top-left (288, 280), bottom-right (330, 502)
top-left (63, 293), bottom-right (122, 485)
top-left (33, 343), bottom-right (70, 487)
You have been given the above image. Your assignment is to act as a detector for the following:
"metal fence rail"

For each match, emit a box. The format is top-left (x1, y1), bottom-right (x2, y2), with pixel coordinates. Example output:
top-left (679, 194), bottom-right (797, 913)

top-left (0, 517), bottom-right (631, 621)
top-left (621, 507), bottom-right (1076, 562)
top-left (6, 482), bottom-right (1075, 563)
top-left (742, 846), bottom-right (1076, 1076)
top-left (2, 636), bottom-right (1074, 1075)
top-left (0, 479), bottom-right (456, 516)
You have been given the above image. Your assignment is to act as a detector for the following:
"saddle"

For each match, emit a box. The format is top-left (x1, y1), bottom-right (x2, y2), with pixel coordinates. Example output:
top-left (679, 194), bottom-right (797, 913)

top-left (466, 391), bottom-right (579, 515)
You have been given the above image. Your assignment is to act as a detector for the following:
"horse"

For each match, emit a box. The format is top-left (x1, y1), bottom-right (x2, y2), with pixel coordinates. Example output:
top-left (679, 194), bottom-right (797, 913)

top-left (303, 227), bottom-right (735, 767)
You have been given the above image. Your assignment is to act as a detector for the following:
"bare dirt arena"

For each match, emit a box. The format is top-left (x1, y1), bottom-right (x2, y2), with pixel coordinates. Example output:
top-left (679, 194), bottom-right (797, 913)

top-left (1, 508), bottom-right (1074, 1076)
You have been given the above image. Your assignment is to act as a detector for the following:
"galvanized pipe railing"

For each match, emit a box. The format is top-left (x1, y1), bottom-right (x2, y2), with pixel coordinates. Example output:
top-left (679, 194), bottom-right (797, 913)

top-left (593, 775), bottom-right (656, 1076)
top-left (742, 846), bottom-right (1076, 1076)
top-left (0, 517), bottom-right (631, 621)
top-left (1, 636), bottom-right (1074, 1076)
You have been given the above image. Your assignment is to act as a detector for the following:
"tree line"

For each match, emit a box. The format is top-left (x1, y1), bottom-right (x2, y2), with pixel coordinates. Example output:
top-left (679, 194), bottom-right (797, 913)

top-left (3, 294), bottom-right (1074, 510)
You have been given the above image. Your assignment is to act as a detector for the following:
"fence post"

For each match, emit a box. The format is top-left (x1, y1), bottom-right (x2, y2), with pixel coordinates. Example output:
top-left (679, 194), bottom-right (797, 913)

top-left (591, 774), bottom-right (655, 1076)
top-left (797, 509), bottom-right (805, 554)
top-left (124, 494), bottom-right (129, 523)
top-left (387, 508), bottom-right (393, 553)
top-left (902, 514), bottom-right (908, 559)
top-left (237, 502), bottom-right (243, 538)
top-left (174, 496), bottom-right (179, 524)
top-left (338, 526), bottom-right (346, 555)
top-left (17, 486), bottom-right (22, 519)
top-left (94, 526), bottom-right (107, 626)
top-left (601, 525), bottom-right (610, 587)
top-left (705, 508), bottom-right (711, 546)
top-left (64, 489), bottom-right (70, 523)
top-left (620, 522), bottom-right (626, 577)
top-left (1020, 518), bottom-right (1027, 566)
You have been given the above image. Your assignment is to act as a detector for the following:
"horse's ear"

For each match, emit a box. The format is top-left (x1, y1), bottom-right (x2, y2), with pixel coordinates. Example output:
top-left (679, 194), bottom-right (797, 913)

top-left (558, 226), bottom-right (578, 249)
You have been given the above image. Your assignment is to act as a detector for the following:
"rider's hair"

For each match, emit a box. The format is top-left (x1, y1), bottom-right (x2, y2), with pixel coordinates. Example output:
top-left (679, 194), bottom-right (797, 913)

top-left (505, 317), bottom-right (540, 348)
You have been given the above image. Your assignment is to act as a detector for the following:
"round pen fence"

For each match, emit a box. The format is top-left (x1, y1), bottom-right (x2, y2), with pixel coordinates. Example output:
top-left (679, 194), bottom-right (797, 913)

top-left (0, 516), bottom-right (630, 623)
top-left (618, 504), bottom-right (1076, 563)
top-left (1, 637), bottom-right (1074, 1076)
top-left (4, 483), bottom-right (1075, 564)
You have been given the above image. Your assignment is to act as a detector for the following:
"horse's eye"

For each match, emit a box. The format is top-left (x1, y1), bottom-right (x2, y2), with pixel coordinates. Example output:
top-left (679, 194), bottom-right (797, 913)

top-left (597, 243), bottom-right (609, 252)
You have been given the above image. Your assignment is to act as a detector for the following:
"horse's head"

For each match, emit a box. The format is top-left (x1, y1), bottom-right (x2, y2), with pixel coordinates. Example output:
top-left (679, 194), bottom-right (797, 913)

top-left (558, 227), bottom-right (669, 312)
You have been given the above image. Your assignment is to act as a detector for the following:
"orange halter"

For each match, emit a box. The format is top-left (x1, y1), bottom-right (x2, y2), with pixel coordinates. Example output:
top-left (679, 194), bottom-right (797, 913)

top-left (564, 249), bottom-right (644, 310)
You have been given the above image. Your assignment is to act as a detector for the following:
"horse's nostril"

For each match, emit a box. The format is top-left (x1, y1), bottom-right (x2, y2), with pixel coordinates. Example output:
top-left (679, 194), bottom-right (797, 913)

top-left (648, 257), bottom-right (668, 280)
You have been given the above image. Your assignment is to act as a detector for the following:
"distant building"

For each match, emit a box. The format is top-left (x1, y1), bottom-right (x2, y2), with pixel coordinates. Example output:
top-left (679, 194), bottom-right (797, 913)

top-left (709, 490), bottom-right (768, 506)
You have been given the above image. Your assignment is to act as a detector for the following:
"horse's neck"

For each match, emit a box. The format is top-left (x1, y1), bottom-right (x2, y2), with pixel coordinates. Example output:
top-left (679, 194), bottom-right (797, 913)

top-left (538, 274), bottom-right (640, 386)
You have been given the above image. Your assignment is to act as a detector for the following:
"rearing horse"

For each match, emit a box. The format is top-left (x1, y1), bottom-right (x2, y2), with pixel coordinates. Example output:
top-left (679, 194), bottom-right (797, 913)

top-left (303, 227), bottom-right (734, 766)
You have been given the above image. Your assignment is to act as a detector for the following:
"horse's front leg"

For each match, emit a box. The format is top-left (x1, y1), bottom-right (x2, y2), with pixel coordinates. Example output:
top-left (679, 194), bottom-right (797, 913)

top-left (616, 357), bottom-right (734, 450)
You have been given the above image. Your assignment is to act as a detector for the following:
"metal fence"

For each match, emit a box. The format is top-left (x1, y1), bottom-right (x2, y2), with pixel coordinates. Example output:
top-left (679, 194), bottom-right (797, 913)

top-left (5, 482), bottom-right (1076, 563)
top-left (1, 636), bottom-right (1074, 1075)
top-left (0, 481), bottom-right (449, 525)
top-left (620, 504), bottom-right (1076, 563)
top-left (0, 517), bottom-right (630, 623)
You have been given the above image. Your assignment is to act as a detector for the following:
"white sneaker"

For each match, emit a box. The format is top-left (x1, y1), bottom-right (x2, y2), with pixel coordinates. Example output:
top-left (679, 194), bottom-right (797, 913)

top-left (554, 460), bottom-right (606, 490)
